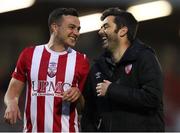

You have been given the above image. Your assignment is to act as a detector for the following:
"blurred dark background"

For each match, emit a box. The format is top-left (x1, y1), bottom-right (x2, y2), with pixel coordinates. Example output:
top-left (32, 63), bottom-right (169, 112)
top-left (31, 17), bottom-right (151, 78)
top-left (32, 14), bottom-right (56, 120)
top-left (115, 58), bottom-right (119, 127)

top-left (0, 0), bottom-right (180, 131)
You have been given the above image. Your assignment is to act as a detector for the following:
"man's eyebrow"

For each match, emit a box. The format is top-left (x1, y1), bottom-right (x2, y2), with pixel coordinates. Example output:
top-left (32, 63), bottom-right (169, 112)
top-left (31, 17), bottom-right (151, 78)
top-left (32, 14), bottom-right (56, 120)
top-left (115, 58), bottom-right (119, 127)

top-left (69, 24), bottom-right (81, 30)
top-left (101, 23), bottom-right (108, 28)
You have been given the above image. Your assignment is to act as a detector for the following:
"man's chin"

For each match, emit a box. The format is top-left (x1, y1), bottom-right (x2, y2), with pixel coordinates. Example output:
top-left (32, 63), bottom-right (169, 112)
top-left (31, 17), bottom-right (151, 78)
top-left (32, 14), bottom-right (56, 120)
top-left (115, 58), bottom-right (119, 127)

top-left (102, 43), bottom-right (113, 53)
top-left (67, 42), bottom-right (76, 48)
top-left (102, 43), bottom-right (108, 49)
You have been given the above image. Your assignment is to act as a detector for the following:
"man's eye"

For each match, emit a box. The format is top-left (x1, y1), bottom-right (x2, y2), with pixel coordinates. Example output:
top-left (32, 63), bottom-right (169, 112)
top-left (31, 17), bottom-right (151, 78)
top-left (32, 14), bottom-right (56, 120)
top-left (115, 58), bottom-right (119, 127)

top-left (69, 26), bottom-right (74, 29)
top-left (77, 27), bottom-right (81, 31)
top-left (68, 25), bottom-right (80, 31)
top-left (104, 25), bottom-right (109, 29)
top-left (101, 25), bottom-right (109, 29)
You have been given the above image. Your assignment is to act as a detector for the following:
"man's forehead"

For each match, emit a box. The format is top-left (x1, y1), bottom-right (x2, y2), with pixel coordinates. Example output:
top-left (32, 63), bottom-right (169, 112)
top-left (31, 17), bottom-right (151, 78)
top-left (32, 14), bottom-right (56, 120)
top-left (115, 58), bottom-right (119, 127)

top-left (102, 18), bottom-right (108, 25)
top-left (102, 16), bottom-right (115, 24)
top-left (60, 15), bottom-right (81, 30)
top-left (62, 15), bottom-right (80, 24)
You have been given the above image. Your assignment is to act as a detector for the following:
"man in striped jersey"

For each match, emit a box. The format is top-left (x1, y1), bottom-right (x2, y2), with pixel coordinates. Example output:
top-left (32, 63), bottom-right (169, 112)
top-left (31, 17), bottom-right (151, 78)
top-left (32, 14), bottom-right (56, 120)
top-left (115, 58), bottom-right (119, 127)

top-left (4, 8), bottom-right (89, 132)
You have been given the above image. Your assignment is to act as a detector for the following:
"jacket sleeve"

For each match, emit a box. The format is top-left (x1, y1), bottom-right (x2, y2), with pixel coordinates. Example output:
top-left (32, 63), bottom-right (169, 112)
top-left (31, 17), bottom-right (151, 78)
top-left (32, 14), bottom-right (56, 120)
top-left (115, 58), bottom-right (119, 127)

top-left (106, 50), bottom-right (163, 110)
top-left (81, 72), bottom-right (98, 131)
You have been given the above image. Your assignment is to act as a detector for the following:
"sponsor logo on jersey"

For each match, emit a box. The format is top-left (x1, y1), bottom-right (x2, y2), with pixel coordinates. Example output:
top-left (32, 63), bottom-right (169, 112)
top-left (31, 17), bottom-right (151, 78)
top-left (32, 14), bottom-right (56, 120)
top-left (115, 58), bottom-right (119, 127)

top-left (31, 80), bottom-right (71, 97)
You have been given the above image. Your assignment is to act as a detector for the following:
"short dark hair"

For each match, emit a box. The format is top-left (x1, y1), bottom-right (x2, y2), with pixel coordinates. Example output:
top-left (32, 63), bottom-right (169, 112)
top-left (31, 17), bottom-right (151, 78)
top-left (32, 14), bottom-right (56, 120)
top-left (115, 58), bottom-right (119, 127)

top-left (101, 7), bottom-right (138, 41)
top-left (48, 8), bottom-right (79, 33)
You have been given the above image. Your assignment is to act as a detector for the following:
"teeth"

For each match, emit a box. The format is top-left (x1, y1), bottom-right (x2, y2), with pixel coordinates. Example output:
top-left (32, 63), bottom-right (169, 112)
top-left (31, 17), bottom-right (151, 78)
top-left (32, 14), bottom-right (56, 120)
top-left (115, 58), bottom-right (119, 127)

top-left (70, 37), bottom-right (76, 41)
top-left (102, 38), bottom-right (107, 44)
top-left (102, 37), bottom-right (107, 41)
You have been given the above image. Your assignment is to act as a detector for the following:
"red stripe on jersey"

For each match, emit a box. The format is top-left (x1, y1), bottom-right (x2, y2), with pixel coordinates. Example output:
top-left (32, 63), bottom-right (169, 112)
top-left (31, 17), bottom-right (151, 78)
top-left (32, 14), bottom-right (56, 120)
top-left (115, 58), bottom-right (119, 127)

top-left (69, 103), bottom-right (76, 132)
top-left (37, 48), bottom-right (50, 132)
top-left (68, 53), bottom-right (80, 132)
top-left (76, 52), bottom-right (89, 92)
top-left (53, 54), bottom-right (68, 132)
top-left (68, 52), bottom-right (89, 131)
top-left (25, 47), bottom-right (35, 132)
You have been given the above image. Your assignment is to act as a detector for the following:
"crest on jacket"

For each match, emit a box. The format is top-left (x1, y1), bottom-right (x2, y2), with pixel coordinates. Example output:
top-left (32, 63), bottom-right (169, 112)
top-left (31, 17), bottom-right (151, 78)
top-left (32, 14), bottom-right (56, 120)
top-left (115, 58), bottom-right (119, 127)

top-left (125, 64), bottom-right (132, 74)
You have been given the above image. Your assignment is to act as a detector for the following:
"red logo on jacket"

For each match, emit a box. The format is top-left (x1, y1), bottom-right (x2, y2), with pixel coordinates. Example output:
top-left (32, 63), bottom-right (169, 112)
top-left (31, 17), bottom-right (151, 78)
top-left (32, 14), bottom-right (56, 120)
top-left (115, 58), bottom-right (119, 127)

top-left (125, 64), bottom-right (132, 74)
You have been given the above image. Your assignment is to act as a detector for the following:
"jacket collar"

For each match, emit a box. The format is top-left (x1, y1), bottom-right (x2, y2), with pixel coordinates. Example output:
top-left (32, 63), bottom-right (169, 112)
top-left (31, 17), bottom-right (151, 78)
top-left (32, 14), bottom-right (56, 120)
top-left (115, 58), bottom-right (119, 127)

top-left (96, 39), bottom-right (155, 66)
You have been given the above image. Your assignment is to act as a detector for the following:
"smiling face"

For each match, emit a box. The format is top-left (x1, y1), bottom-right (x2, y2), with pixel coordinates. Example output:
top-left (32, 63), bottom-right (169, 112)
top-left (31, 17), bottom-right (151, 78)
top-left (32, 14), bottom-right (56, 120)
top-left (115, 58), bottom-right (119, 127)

top-left (98, 15), bottom-right (119, 52)
top-left (52, 15), bottom-right (81, 48)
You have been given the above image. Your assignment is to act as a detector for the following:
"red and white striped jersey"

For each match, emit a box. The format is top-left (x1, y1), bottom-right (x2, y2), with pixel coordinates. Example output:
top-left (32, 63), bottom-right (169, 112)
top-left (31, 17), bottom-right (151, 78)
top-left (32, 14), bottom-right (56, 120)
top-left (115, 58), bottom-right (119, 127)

top-left (12, 44), bottom-right (89, 132)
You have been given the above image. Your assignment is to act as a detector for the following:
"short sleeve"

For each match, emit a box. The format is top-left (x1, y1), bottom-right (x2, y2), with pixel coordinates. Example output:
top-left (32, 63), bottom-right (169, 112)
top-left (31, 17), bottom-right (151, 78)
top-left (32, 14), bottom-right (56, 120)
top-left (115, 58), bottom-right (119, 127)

top-left (78, 54), bottom-right (90, 92)
top-left (12, 48), bottom-right (28, 82)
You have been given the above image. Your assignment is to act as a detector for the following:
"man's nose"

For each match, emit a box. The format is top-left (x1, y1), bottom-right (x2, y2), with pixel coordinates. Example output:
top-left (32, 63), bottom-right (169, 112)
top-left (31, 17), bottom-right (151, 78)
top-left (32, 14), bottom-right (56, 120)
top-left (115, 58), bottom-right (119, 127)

top-left (74, 29), bottom-right (80, 36)
top-left (98, 28), bottom-right (103, 35)
top-left (98, 27), bottom-right (105, 36)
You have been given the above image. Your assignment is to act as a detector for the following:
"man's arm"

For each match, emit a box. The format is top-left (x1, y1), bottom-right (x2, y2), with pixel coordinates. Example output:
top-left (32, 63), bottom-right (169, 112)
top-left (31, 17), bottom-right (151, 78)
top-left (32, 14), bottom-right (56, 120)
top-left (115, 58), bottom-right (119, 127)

top-left (62, 53), bottom-right (90, 103)
top-left (4, 78), bottom-right (24, 124)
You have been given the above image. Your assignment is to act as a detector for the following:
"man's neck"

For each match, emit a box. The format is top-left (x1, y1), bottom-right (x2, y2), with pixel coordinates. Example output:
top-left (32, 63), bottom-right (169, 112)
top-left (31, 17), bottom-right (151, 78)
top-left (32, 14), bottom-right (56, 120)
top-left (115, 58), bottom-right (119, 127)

top-left (47, 35), bottom-right (67, 52)
top-left (47, 42), bottom-right (67, 52)
top-left (112, 40), bottom-right (130, 63)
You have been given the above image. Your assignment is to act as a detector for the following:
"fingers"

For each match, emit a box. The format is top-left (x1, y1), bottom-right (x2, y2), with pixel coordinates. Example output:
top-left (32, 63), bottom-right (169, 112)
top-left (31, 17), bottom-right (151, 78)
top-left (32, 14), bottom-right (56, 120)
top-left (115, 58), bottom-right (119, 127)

top-left (96, 83), bottom-right (102, 96)
top-left (13, 111), bottom-right (17, 124)
top-left (4, 110), bottom-right (19, 124)
top-left (96, 83), bottom-right (102, 88)
top-left (69, 90), bottom-right (80, 102)
top-left (62, 91), bottom-right (70, 101)
top-left (103, 80), bottom-right (109, 83)
top-left (4, 104), bottom-right (21, 125)
top-left (96, 90), bottom-right (102, 96)
top-left (62, 87), bottom-right (81, 102)
top-left (96, 80), bottom-right (111, 96)
top-left (18, 109), bottom-right (22, 120)
top-left (4, 112), bottom-right (10, 124)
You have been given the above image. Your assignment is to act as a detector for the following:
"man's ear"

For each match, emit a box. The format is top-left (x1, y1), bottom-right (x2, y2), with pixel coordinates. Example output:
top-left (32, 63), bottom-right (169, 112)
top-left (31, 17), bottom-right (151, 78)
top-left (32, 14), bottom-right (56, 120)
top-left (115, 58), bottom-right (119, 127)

top-left (119, 26), bottom-right (128, 37)
top-left (51, 23), bottom-right (58, 33)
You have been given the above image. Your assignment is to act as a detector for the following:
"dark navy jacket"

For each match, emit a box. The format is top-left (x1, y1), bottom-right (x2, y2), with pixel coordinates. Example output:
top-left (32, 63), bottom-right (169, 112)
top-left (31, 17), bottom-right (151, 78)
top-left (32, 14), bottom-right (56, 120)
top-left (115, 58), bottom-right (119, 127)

top-left (81, 39), bottom-right (164, 132)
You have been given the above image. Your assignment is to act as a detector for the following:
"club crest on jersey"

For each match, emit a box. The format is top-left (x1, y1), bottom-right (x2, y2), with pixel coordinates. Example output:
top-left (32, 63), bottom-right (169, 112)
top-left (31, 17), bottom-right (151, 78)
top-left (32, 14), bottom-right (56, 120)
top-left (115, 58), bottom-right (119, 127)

top-left (125, 64), bottom-right (132, 75)
top-left (47, 62), bottom-right (57, 78)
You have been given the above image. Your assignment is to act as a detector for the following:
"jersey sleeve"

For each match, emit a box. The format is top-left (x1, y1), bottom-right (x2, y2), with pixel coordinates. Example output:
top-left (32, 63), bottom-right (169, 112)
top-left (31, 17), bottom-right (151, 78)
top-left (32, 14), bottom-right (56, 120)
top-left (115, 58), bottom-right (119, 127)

top-left (78, 54), bottom-right (90, 92)
top-left (12, 48), bottom-right (28, 82)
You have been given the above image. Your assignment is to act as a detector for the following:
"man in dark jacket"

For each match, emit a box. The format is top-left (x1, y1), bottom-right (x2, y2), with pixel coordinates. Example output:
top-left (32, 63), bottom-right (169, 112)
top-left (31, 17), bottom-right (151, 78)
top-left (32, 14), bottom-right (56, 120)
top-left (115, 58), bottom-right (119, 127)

top-left (81, 7), bottom-right (164, 132)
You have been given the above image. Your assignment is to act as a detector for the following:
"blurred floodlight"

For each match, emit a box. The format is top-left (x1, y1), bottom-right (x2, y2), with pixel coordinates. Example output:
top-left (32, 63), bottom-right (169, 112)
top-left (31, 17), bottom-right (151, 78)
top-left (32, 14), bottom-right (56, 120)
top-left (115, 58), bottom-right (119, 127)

top-left (0, 0), bottom-right (35, 13)
top-left (79, 13), bottom-right (102, 34)
top-left (127, 0), bottom-right (172, 21)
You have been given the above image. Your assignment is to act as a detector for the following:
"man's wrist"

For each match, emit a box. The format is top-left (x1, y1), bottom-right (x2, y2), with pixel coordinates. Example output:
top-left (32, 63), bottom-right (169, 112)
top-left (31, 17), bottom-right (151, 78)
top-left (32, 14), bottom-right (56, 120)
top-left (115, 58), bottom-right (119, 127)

top-left (5, 97), bottom-right (18, 106)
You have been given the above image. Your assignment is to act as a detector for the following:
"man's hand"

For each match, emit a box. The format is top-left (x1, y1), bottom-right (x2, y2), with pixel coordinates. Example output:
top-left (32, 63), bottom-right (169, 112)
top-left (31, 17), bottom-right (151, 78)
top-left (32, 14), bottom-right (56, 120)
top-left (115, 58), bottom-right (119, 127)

top-left (4, 99), bottom-right (22, 124)
top-left (62, 87), bottom-right (81, 102)
top-left (96, 80), bottom-right (112, 96)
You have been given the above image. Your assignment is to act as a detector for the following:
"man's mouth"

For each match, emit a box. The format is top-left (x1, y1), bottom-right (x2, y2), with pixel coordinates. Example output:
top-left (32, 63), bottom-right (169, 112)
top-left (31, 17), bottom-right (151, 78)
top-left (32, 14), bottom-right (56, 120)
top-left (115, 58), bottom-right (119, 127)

top-left (102, 36), bottom-right (108, 44)
top-left (69, 36), bottom-right (77, 41)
